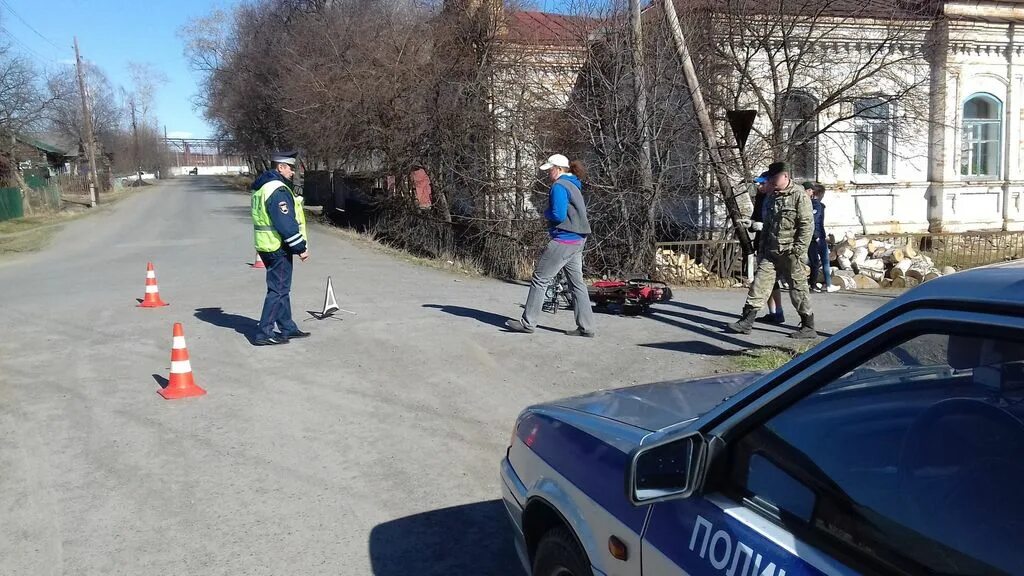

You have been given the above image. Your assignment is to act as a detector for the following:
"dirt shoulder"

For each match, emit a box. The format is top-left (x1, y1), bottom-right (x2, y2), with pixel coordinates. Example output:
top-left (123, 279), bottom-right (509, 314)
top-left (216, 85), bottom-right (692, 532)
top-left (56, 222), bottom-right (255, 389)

top-left (0, 185), bottom-right (141, 257)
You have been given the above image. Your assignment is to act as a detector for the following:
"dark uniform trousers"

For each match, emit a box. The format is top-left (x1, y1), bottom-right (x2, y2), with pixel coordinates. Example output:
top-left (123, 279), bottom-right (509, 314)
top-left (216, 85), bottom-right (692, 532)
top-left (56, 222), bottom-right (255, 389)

top-left (259, 249), bottom-right (299, 338)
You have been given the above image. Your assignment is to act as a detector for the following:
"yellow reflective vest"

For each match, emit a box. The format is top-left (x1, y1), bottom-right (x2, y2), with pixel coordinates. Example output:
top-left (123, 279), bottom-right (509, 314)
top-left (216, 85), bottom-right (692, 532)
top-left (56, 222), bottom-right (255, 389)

top-left (251, 180), bottom-right (307, 252)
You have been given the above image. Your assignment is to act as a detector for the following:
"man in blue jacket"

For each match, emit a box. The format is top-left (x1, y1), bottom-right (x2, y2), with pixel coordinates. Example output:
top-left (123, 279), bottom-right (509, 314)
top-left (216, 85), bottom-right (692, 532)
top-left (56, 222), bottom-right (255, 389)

top-left (251, 152), bottom-right (310, 346)
top-left (506, 154), bottom-right (595, 336)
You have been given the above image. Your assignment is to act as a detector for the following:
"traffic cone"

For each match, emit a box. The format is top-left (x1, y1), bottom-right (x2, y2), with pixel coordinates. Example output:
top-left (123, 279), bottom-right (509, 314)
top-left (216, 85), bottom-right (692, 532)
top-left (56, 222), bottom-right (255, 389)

top-left (252, 252), bottom-right (265, 269)
top-left (137, 262), bottom-right (169, 307)
top-left (159, 323), bottom-right (206, 400)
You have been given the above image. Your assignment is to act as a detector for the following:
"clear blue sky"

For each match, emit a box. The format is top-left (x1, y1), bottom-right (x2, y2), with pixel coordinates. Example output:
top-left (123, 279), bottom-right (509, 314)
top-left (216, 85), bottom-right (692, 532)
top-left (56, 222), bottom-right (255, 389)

top-left (1, 0), bottom-right (579, 140)
top-left (2, 0), bottom-right (233, 139)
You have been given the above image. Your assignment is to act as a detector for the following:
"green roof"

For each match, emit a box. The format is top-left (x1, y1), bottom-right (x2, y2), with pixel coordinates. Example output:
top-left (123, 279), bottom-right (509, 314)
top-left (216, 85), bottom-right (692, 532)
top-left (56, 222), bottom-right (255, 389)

top-left (16, 134), bottom-right (71, 156)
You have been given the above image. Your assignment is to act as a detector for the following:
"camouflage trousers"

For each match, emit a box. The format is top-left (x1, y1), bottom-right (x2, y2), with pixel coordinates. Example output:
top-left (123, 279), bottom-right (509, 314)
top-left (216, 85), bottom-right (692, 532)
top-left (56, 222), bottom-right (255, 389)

top-left (745, 252), bottom-right (813, 317)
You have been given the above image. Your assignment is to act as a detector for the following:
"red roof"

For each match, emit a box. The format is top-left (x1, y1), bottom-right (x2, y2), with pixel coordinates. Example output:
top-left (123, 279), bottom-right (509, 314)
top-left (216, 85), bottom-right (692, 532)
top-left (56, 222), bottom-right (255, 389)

top-left (501, 11), bottom-right (598, 46)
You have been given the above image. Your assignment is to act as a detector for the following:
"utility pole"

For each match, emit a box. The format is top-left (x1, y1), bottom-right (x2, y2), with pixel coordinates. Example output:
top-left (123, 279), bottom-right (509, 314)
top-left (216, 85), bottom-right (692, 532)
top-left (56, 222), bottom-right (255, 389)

top-left (74, 37), bottom-right (100, 207)
top-left (130, 97), bottom-right (140, 183)
top-left (661, 0), bottom-right (753, 256)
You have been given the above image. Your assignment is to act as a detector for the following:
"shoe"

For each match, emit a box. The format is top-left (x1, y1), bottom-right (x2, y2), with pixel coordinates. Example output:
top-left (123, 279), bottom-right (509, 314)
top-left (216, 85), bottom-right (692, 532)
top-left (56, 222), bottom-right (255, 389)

top-left (566, 328), bottom-right (596, 338)
top-left (505, 319), bottom-right (535, 334)
top-left (727, 306), bottom-right (759, 334)
top-left (826, 285), bottom-right (840, 293)
top-left (756, 313), bottom-right (785, 324)
top-left (284, 329), bottom-right (311, 339)
top-left (789, 314), bottom-right (817, 339)
top-left (253, 335), bottom-right (289, 346)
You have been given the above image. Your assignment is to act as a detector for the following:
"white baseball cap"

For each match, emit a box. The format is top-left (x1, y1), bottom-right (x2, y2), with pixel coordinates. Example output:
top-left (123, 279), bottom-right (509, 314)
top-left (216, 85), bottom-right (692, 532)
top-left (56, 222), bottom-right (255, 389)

top-left (539, 154), bottom-right (570, 170)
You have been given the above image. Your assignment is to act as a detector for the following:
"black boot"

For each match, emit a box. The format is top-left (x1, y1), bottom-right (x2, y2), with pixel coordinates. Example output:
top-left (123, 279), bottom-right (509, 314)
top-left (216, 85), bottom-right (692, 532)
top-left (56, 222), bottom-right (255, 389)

top-left (789, 314), bottom-right (817, 339)
top-left (727, 305), bottom-right (759, 334)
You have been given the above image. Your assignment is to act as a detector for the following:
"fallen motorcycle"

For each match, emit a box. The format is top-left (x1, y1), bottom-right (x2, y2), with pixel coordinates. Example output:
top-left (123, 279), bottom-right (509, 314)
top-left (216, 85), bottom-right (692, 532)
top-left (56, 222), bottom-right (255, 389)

top-left (587, 277), bottom-right (673, 315)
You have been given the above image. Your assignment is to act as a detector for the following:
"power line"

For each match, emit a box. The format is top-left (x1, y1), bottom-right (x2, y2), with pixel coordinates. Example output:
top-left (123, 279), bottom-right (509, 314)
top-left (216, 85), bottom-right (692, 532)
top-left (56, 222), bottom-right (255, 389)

top-left (0, 24), bottom-right (56, 64)
top-left (0, 0), bottom-right (66, 54)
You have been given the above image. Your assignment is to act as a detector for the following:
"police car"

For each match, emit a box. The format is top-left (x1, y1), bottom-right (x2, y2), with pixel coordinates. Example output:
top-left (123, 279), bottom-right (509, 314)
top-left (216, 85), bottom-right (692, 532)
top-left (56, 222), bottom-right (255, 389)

top-left (502, 261), bottom-right (1024, 576)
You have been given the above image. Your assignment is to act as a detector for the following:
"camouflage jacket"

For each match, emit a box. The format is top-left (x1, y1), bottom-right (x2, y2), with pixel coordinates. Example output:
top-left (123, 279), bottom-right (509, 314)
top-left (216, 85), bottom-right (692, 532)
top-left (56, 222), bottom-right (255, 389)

top-left (760, 181), bottom-right (813, 257)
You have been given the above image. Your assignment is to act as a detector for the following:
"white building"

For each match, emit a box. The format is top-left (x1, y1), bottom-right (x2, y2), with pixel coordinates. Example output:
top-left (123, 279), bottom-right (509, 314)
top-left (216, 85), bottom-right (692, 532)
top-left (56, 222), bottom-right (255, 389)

top-left (714, 1), bottom-right (1024, 234)
top-left (481, 1), bottom-right (1024, 237)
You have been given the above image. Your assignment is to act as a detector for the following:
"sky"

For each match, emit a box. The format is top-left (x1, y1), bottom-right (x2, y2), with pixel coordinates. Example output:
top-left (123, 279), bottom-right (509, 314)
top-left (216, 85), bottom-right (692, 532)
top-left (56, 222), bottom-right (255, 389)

top-left (1, 0), bottom-right (232, 139)
top-left (1, 0), bottom-right (579, 141)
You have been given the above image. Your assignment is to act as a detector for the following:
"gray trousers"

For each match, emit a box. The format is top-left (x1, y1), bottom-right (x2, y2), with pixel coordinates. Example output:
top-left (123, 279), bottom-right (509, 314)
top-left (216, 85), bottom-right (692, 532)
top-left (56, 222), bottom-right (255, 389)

top-left (521, 240), bottom-right (595, 333)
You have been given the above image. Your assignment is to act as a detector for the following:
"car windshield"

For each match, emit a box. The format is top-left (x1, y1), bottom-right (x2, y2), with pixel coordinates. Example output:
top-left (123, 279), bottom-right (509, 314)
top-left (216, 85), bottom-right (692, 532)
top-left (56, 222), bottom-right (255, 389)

top-left (752, 331), bottom-right (1024, 575)
top-left (819, 332), bottom-right (1024, 394)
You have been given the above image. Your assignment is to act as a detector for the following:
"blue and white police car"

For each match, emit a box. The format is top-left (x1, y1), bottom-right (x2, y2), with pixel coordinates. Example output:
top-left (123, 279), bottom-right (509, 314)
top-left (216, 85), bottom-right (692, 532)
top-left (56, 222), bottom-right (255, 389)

top-left (501, 261), bottom-right (1024, 576)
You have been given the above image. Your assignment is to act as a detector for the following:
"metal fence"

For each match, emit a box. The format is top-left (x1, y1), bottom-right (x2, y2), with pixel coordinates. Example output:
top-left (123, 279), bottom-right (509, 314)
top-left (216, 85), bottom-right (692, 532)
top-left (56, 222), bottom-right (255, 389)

top-left (652, 230), bottom-right (1024, 286)
top-left (654, 239), bottom-right (743, 285)
top-left (0, 187), bottom-right (23, 221)
top-left (859, 231), bottom-right (1024, 270)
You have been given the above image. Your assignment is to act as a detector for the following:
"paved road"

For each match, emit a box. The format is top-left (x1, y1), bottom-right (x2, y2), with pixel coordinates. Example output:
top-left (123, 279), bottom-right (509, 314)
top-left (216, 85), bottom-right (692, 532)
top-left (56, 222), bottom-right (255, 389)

top-left (0, 178), bottom-right (887, 575)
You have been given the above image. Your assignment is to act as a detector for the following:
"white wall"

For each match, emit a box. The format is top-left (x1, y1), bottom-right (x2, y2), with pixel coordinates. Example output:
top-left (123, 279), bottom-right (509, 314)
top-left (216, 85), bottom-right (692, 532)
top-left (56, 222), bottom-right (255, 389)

top-left (168, 166), bottom-right (250, 177)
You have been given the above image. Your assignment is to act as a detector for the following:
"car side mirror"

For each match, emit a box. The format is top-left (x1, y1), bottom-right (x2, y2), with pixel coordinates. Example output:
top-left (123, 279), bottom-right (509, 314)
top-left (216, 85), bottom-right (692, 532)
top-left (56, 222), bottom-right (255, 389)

top-left (627, 432), bottom-right (707, 505)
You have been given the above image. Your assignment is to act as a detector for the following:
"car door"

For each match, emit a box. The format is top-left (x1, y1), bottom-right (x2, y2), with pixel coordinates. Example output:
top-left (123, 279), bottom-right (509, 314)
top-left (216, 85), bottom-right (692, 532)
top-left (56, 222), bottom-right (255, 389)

top-left (640, 309), bottom-right (1024, 576)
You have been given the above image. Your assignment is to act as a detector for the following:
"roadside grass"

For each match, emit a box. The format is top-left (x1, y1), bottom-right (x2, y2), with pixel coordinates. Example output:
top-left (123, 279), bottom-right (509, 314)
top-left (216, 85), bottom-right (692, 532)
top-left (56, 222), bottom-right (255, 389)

top-left (222, 173), bottom-right (483, 276)
top-left (732, 342), bottom-right (816, 372)
top-left (318, 222), bottom-right (485, 278)
top-left (0, 185), bottom-right (137, 257)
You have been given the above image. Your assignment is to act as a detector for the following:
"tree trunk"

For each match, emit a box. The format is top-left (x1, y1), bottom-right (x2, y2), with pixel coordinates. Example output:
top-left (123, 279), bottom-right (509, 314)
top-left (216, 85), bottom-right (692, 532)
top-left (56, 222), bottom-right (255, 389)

top-left (629, 0), bottom-right (655, 199)
top-left (661, 0), bottom-right (753, 256)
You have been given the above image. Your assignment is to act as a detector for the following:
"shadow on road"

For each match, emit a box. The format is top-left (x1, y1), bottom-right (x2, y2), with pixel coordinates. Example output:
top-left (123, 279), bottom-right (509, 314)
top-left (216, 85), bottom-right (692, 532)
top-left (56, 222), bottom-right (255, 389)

top-left (152, 374), bottom-right (169, 389)
top-left (665, 299), bottom-right (740, 320)
top-left (369, 500), bottom-right (521, 576)
top-left (422, 304), bottom-right (509, 329)
top-left (640, 340), bottom-right (751, 356)
top-left (210, 205), bottom-right (253, 220)
top-left (665, 298), bottom-right (836, 337)
top-left (194, 307), bottom-right (258, 343)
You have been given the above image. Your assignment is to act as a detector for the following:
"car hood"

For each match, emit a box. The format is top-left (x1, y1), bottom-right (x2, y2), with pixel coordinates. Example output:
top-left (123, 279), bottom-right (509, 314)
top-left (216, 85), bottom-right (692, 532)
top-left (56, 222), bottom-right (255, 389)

top-left (552, 372), bottom-right (764, 432)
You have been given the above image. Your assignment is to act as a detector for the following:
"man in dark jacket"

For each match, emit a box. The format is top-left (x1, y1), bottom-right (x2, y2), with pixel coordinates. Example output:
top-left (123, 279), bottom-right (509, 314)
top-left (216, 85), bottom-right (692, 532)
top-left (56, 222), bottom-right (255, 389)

top-left (251, 152), bottom-right (310, 346)
top-left (807, 183), bottom-right (838, 293)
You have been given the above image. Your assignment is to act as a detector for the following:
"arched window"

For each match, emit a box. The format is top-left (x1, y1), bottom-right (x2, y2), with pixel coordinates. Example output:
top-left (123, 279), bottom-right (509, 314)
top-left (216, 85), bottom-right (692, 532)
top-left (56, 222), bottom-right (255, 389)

top-left (781, 92), bottom-right (818, 180)
top-left (961, 94), bottom-right (1002, 178)
top-left (854, 97), bottom-right (892, 176)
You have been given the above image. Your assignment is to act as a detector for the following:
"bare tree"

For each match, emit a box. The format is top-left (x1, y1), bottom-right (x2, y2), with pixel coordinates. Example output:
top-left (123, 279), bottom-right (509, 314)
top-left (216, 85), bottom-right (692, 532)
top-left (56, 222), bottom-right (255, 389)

top-left (691, 0), bottom-right (935, 182)
top-left (0, 43), bottom-right (54, 137)
top-left (121, 62), bottom-right (168, 176)
top-left (46, 61), bottom-right (122, 153)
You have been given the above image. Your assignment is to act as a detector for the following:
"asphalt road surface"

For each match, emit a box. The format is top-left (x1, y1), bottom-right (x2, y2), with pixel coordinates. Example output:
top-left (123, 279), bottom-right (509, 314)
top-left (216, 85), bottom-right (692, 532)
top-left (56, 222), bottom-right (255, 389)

top-left (0, 177), bottom-right (887, 575)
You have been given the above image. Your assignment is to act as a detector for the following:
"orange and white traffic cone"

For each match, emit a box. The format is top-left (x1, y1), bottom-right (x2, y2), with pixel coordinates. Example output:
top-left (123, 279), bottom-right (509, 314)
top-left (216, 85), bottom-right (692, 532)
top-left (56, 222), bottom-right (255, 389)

top-left (159, 323), bottom-right (206, 400)
top-left (252, 252), bottom-right (265, 269)
top-left (138, 262), bottom-right (169, 307)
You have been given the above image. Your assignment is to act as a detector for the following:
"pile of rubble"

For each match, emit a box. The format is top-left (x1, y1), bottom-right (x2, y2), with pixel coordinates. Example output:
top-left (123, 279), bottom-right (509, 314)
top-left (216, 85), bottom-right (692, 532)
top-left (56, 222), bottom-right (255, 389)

top-left (828, 232), bottom-right (954, 290)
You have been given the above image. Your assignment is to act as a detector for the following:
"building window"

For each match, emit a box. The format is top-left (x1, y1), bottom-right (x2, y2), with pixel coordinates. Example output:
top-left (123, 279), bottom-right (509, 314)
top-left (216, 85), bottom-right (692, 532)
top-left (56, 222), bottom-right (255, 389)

top-left (961, 94), bottom-right (1002, 178)
top-left (854, 97), bottom-right (891, 176)
top-left (781, 92), bottom-right (818, 181)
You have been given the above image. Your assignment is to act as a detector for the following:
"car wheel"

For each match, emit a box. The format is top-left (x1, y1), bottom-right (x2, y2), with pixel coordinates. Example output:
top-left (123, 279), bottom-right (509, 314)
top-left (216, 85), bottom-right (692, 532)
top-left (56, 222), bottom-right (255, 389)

top-left (532, 527), bottom-right (590, 576)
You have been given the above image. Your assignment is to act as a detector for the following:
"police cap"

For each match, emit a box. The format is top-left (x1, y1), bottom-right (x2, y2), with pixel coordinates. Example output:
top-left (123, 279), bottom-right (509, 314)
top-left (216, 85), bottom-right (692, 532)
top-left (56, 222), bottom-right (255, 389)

top-left (270, 151), bottom-right (298, 166)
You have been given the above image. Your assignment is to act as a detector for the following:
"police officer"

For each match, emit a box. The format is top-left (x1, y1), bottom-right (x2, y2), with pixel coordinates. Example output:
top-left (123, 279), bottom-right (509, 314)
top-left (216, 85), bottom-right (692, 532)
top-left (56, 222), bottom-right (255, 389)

top-left (251, 152), bottom-right (310, 346)
top-left (727, 161), bottom-right (816, 339)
